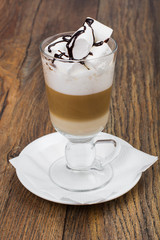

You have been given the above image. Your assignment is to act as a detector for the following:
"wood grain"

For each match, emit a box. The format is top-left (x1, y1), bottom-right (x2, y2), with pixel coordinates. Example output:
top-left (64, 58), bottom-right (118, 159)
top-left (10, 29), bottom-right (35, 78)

top-left (0, 0), bottom-right (159, 239)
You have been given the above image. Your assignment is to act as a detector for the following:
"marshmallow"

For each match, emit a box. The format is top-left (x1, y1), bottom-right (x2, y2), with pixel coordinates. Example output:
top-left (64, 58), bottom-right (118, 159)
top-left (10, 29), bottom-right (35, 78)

top-left (44, 37), bottom-right (68, 57)
top-left (67, 22), bottom-right (94, 60)
top-left (86, 17), bottom-right (113, 42)
top-left (86, 42), bottom-right (113, 71)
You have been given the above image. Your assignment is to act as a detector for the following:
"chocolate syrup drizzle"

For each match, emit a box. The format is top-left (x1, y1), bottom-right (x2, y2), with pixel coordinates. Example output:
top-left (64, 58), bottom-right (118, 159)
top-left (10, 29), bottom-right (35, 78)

top-left (94, 41), bottom-right (103, 46)
top-left (86, 18), bottom-right (95, 44)
top-left (93, 38), bottom-right (109, 47)
top-left (48, 35), bottom-right (71, 53)
top-left (104, 38), bottom-right (109, 43)
top-left (54, 50), bottom-right (68, 59)
top-left (47, 18), bottom-right (110, 68)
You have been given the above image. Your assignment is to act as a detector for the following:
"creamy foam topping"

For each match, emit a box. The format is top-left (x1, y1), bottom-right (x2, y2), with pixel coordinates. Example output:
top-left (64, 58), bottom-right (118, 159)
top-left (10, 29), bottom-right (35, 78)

top-left (42, 17), bottom-right (115, 95)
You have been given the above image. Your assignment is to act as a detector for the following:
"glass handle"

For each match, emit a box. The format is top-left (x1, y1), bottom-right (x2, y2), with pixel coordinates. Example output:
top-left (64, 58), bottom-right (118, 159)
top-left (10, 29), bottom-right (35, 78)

top-left (91, 138), bottom-right (121, 170)
top-left (94, 139), bottom-right (117, 147)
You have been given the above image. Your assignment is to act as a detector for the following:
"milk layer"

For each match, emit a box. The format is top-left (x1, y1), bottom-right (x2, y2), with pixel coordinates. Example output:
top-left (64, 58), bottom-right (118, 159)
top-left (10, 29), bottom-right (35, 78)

top-left (50, 112), bottom-right (109, 136)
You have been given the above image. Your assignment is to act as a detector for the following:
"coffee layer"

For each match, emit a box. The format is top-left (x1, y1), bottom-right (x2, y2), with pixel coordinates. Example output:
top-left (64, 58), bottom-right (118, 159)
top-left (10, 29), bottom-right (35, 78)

top-left (46, 84), bottom-right (112, 121)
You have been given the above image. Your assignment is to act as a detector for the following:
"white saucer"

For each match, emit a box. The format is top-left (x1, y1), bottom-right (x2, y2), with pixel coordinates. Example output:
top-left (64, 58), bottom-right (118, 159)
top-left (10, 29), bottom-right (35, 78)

top-left (13, 132), bottom-right (142, 205)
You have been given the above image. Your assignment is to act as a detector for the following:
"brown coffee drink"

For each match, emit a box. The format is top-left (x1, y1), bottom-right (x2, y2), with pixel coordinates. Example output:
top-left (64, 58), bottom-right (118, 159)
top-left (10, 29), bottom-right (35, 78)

top-left (46, 84), bottom-right (112, 135)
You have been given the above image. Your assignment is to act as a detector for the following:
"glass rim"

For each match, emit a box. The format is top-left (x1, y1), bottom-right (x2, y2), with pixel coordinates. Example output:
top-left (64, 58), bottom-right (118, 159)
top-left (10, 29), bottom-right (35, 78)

top-left (39, 31), bottom-right (118, 63)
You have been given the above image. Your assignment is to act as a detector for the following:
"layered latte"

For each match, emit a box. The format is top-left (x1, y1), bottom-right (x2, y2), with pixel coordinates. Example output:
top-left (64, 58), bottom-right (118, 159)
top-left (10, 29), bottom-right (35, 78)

top-left (40, 17), bottom-right (116, 136)
top-left (46, 84), bottom-right (112, 135)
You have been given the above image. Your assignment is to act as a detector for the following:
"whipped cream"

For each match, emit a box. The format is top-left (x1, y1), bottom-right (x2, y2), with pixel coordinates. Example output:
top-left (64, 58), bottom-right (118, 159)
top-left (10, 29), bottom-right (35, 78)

top-left (41, 17), bottom-right (115, 95)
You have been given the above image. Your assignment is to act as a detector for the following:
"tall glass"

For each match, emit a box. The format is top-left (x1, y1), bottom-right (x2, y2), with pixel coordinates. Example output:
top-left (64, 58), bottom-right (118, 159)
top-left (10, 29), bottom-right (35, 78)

top-left (40, 32), bottom-right (119, 192)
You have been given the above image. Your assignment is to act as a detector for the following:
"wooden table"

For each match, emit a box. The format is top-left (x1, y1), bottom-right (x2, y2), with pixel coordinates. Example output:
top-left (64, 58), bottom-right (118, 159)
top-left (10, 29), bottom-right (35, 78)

top-left (0, 0), bottom-right (159, 239)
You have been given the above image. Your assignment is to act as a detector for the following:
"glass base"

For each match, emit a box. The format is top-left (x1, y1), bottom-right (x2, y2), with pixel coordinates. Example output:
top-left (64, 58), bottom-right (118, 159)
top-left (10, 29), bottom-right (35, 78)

top-left (49, 157), bottom-right (113, 192)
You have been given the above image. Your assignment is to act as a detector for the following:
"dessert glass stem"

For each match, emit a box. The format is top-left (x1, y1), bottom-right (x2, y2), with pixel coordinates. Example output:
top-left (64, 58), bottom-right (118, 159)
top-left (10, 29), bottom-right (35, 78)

top-left (65, 139), bottom-right (95, 171)
top-left (65, 138), bottom-right (117, 171)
